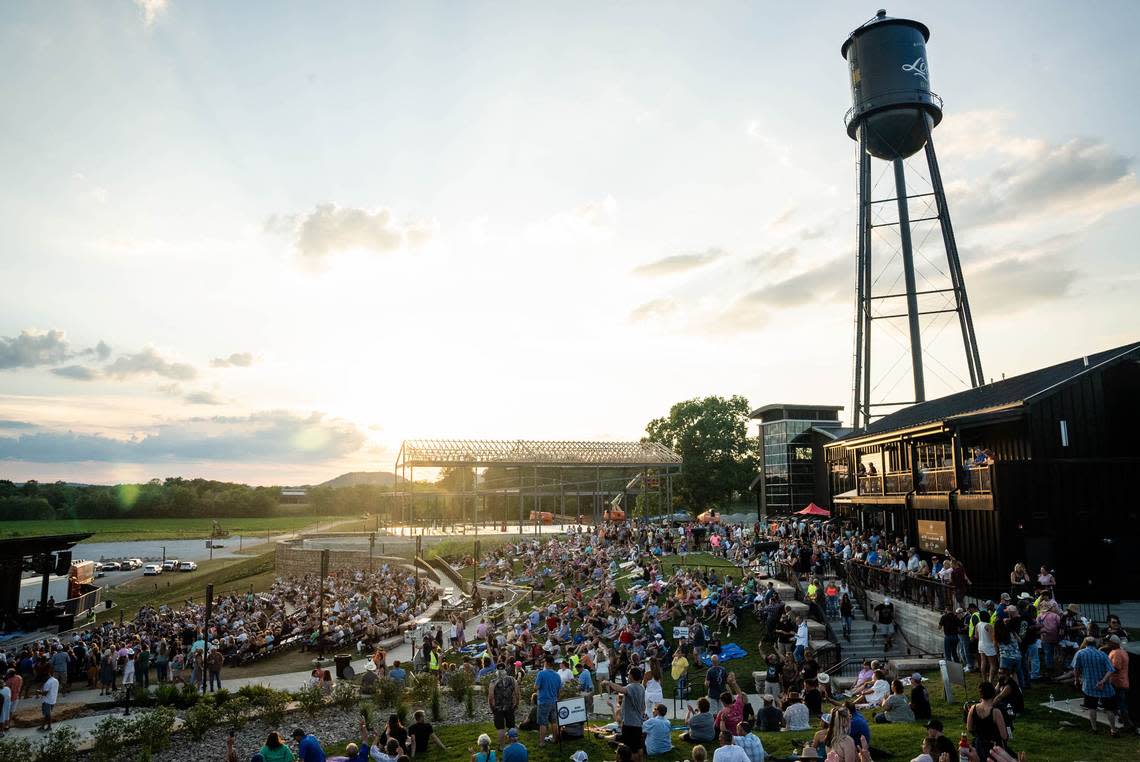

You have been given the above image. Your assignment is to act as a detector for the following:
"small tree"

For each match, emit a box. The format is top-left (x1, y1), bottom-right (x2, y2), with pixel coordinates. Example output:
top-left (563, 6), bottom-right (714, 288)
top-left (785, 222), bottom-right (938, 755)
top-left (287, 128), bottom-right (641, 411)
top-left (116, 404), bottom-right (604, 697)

top-left (126, 707), bottom-right (176, 758)
top-left (36, 726), bottom-right (79, 762)
top-left (220, 697), bottom-right (252, 731)
top-left (0, 737), bottom-right (35, 762)
top-left (464, 685), bottom-right (475, 719)
top-left (430, 684), bottom-right (442, 722)
top-left (90, 715), bottom-right (129, 762)
top-left (183, 703), bottom-right (219, 742)
top-left (295, 684), bottom-right (326, 716)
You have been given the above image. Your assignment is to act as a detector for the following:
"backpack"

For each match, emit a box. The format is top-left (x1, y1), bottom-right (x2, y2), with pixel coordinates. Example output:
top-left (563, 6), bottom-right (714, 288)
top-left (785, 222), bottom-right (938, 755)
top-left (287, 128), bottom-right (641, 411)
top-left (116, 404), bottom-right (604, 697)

top-left (492, 676), bottom-right (516, 710)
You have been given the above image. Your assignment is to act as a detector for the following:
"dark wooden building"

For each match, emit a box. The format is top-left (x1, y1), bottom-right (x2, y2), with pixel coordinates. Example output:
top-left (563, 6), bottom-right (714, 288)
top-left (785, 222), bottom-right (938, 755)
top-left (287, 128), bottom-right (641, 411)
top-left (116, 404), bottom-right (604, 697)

top-left (825, 341), bottom-right (1140, 596)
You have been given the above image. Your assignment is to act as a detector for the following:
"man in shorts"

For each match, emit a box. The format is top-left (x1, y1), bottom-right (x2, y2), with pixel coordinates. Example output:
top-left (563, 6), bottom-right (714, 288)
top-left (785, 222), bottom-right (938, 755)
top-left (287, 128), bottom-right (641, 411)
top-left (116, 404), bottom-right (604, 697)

top-left (604, 666), bottom-right (646, 762)
top-left (535, 654), bottom-right (562, 745)
top-left (874, 597), bottom-right (896, 652)
top-left (1072, 637), bottom-right (1118, 736)
top-left (489, 664), bottom-right (520, 747)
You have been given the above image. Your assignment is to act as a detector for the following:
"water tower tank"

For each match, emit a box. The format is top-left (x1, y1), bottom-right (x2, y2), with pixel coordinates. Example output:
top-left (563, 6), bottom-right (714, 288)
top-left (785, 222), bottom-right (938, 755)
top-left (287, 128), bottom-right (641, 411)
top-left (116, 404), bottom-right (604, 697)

top-left (842, 9), bottom-right (943, 160)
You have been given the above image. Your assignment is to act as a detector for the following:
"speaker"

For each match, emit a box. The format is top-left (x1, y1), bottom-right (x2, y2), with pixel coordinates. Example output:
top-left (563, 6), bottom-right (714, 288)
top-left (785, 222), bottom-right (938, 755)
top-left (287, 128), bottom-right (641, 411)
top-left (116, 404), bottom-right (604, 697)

top-left (55, 551), bottom-right (72, 576)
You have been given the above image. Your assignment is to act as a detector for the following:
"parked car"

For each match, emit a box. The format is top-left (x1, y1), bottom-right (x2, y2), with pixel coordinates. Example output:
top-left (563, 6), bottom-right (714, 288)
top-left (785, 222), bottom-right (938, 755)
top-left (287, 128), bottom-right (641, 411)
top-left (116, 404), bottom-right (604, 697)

top-left (178, 561), bottom-right (198, 572)
top-left (100, 561), bottom-right (121, 572)
top-left (93, 563), bottom-right (106, 578)
top-left (124, 558), bottom-right (144, 570)
top-left (162, 559), bottom-right (180, 572)
top-left (143, 564), bottom-right (163, 576)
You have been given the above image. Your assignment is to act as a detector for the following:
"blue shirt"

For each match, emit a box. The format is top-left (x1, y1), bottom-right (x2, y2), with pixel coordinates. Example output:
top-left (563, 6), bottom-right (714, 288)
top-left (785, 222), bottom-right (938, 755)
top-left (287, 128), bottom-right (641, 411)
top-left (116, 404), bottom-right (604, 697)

top-left (577, 668), bottom-right (594, 693)
top-left (503, 741), bottom-right (528, 762)
top-left (536, 668), bottom-right (562, 704)
top-left (389, 667), bottom-right (406, 684)
top-left (1074, 646), bottom-right (1115, 698)
top-left (732, 733), bottom-right (766, 762)
top-left (849, 710), bottom-right (871, 747)
top-left (297, 734), bottom-right (326, 762)
top-left (642, 716), bottom-right (673, 755)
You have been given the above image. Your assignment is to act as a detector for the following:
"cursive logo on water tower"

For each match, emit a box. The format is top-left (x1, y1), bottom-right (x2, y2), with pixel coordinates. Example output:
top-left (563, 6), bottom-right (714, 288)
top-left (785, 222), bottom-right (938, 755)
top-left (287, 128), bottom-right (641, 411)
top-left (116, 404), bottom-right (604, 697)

top-left (902, 57), bottom-right (928, 81)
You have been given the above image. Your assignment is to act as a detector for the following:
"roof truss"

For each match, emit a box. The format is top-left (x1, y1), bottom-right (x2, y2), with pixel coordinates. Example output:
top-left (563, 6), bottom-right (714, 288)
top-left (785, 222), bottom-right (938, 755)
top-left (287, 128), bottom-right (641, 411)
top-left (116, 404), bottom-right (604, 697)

top-left (398, 438), bottom-right (682, 468)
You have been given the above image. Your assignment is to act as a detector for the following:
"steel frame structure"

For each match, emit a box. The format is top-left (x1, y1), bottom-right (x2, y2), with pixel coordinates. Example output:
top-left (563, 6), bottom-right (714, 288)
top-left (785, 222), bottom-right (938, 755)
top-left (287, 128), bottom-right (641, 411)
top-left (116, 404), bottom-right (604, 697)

top-left (850, 119), bottom-right (983, 429)
top-left (392, 438), bottom-right (682, 532)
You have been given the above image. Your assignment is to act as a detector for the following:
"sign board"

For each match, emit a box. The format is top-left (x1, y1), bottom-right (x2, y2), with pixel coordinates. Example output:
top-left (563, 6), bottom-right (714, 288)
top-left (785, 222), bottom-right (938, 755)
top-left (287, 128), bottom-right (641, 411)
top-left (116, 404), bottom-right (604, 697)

top-left (917, 520), bottom-right (947, 554)
top-left (557, 697), bottom-right (587, 726)
top-left (672, 626), bottom-right (690, 639)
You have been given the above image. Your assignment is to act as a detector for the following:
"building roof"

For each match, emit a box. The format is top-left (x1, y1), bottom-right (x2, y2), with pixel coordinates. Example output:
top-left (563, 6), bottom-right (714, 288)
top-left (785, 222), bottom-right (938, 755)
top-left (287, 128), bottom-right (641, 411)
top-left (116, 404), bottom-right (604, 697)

top-left (0, 533), bottom-right (91, 561)
top-left (839, 340), bottom-right (1140, 441)
top-left (398, 439), bottom-right (683, 467)
top-left (749, 403), bottom-right (844, 418)
top-left (810, 426), bottom-right (855, 441)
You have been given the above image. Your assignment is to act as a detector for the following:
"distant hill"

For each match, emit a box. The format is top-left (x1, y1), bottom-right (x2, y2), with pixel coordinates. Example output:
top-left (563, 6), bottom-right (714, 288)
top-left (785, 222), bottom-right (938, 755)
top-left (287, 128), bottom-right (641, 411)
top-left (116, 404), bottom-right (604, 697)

top-left (318, 471), bottom-right (404, 489)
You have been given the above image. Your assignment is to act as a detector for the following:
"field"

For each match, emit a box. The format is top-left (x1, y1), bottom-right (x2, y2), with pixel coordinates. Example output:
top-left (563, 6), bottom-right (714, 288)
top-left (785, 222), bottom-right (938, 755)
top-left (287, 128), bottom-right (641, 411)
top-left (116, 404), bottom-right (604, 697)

top-left (0, 514), bottom-right (357, 542)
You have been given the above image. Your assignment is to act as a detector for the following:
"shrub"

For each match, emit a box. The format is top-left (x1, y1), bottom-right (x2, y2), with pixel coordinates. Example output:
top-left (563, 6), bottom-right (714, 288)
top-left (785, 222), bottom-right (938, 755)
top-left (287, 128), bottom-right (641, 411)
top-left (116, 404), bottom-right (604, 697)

top-left (464, 685), bottom-right (475, 719)
top-left (396, 702), bottom-right (409, 726)
top-left (178, 681), bottom-right (201, 709)
top-left (36, 726), bottom-right (79, 762)
top-left (332, 680), bottom-right (359, 710)
top-left (154, 683), bottom-right (180, 707)
top-left (212, 688), bottom-right (231, 706)
top-left (261, 689), bottom-right (289, 726)
top-left (90, 715), bottom-right (129, 762)
top-left (295, 684), bottom-right (326, 716)
top-left (184, 703), bottom-right (220, 742)
top-left (127, 707), bottom-right (176, 757)
top-left (406, 673), bottom-right (436, 705)
top-left (220, 696), bottom-right (252, 730)
top-left (372, 677), bottom-right (403, 710)
top-left (360, 703), bottom-right (376, 734)
top-left (0, 737), bottom-right (35, 762)
top-left (447, 668), bottom-right (474, 704)
top-left (430, 685), bottom-right (442, 722)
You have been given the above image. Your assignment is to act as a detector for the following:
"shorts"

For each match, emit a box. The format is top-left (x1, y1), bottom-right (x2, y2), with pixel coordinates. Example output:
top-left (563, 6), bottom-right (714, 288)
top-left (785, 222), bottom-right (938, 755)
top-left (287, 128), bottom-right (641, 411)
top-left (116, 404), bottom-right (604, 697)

top-left (621, 724), bottom-right (645, 751)
top-left (537, 702), bottom-right (557, 726)
top-left (1082, 693), bottom-right (1118, 711)
top-left (42, 702), bottom-right (53, 720)
top-left (493, 709), bottom-right (516, 730)
top-left (878, 623), bottom-right (895, 635)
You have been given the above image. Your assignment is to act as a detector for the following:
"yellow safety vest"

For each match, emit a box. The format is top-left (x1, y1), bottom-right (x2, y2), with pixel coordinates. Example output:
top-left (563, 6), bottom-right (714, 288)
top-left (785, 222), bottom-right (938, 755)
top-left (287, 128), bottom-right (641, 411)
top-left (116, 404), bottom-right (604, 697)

top-left (429, 652), bottom-right (439, 671)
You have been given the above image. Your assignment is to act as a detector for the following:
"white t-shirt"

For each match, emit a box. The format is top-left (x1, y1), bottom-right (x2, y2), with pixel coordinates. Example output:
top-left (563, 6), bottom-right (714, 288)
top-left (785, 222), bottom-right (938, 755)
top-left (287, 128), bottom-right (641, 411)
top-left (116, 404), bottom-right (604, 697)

top-left (42, 677), bottom-right (59, 705)
top-left (712, 744), bottom-right (750, 762)
top-left (866, 679), bottom-right (890, 705)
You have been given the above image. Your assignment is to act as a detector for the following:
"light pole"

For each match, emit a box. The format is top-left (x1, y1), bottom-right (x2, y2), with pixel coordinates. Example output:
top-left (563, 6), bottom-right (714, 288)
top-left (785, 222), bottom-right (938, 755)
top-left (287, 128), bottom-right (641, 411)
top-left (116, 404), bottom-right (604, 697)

top-left (318, 549), bottom-right (329, 660)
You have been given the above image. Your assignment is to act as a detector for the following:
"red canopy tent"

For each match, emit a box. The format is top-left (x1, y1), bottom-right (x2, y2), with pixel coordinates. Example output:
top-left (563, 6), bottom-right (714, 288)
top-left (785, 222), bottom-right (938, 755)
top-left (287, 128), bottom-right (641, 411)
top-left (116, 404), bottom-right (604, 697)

top-left (795, 503), bottom-right (831, 517)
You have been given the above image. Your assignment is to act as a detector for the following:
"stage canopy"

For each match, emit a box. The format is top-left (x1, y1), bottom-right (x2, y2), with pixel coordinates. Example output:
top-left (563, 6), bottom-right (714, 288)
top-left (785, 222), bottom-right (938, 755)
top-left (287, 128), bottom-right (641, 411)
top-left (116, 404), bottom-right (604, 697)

top-left (795, 503), bottom-right (831, 517)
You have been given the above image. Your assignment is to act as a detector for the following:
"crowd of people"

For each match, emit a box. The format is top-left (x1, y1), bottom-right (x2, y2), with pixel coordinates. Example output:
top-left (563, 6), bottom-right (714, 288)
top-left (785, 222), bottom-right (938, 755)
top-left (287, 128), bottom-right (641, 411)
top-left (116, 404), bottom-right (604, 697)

top-left (0, 563), bottom-right (437, 708)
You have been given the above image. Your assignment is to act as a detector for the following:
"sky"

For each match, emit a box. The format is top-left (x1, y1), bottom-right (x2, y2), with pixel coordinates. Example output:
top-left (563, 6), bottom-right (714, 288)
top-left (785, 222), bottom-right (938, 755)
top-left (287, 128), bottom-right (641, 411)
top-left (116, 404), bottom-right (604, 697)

top-left (2, 1), bottom-right (1139, 486)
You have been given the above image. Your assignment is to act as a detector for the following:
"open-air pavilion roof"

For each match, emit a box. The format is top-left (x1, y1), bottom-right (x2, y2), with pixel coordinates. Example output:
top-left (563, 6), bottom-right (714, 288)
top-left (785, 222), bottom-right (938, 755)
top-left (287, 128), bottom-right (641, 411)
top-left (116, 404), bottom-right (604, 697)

top-left (397, 439), bottom-right (682, 468)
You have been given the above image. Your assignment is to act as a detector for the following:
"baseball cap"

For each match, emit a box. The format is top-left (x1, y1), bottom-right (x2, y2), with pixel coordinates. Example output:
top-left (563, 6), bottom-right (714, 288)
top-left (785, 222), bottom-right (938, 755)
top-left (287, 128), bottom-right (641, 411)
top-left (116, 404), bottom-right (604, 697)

top-left (507, 728), bottom-right (519, 739)
top-left (911, 672), bottom-right (923, 682)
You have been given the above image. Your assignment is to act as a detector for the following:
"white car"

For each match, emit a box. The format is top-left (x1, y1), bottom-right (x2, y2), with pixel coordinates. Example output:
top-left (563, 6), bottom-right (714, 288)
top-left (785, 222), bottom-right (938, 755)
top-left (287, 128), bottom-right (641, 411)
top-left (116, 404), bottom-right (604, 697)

top-left (142, 564), bottom-right (163, 576)
top-left (125, 558), bottom-right (144, 570)
top-left (162, 560), bottom-right (179, 572)
top-left (178, 561), bottom-right (198, 572)
top-left (100, 561), bottom-right (121, 572)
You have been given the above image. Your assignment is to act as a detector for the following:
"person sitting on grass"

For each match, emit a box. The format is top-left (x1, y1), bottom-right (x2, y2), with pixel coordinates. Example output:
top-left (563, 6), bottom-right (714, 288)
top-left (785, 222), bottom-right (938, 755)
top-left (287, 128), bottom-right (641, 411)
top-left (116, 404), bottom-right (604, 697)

top-left (783, 691), bottom-right (810, 731)
top-left (756, 694), bottom-right (783, 732)
top-left (711, 729), bottom-right (748, 762)
top-left (470, 733), bottom-right (496, 762)
top-left (408, 709), bottom-right (447, 756)
top-left (874, 680), bottom-right (915, 724)
top-left (689, 745), bottom-right (706, 762)
top-left (642, 703), bottom-right (674, 756)
top-left (730, 721), bottom-right (765, 762)
top-left (683, 697), bottom-right (717, 743)
top-left (258, 732), bottom-right (295, 762)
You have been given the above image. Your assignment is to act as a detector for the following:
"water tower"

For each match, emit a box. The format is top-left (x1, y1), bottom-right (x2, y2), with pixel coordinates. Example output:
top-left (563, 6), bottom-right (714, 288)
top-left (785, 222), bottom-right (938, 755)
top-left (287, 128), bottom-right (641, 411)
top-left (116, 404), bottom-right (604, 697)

top-left (843, 10), bottom-right (984, 428)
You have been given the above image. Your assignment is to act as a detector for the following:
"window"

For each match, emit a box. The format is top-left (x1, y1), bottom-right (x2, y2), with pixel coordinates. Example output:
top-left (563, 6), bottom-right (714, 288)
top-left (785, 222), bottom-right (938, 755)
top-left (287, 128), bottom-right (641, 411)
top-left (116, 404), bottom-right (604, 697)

top-left (793, 446), bottom-right (813, 461)
top-left (1059, 419), bottom-right (1069, 447)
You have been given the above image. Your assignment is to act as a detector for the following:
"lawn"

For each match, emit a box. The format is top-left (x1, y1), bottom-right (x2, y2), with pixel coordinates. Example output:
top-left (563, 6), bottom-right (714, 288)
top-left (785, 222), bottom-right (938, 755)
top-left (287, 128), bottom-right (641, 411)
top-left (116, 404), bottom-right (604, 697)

top-left (0, 515), bottom-right (357, 542)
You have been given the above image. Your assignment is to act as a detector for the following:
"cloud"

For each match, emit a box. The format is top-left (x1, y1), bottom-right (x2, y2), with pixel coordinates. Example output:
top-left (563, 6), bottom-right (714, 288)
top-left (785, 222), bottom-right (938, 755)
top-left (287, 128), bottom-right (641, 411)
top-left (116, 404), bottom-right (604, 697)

top-left (632, 247), bottom-right (727, 277)
top-left (51, 365), bottom-right (99, 381)
top-left (629, 298), bottom-right (678, 323)
top-left (936, 113), bottom-right (1140, 229)
top-left (0, 330), bottom-right (73, 370)
top-left (210, 352), bottom-right (254, 368)
top-left (525, 196), bottom-right (619, 244)
top-left (0, 420), bottom-right (34, 430)
top-left (747, 246), bottom-right (799, 272)
top-left (966, 255), bottom-right (1079, 315)
top-left (134, 0), bottom-right (168, 27)
top-left (104, 347), bottom-right (197, 381)
top-left (0, 410), bottom-right (366, 464)
top-left (268, 203), bottom-right (437, 260)
top-left (184, 391), bottom-right (225, 405)
top-left (746, 119), bottom-right (792, 167)
top-left (89, 341), bottom-right (112, 361)
top-left (709, 256), bottom-right (849, 333)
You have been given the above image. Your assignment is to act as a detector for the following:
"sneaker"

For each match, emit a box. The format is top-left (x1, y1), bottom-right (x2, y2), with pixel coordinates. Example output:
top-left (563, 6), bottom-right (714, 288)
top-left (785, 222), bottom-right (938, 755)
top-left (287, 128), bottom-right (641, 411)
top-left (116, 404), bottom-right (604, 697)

top-left (544, 735), bottom-right (554, 743)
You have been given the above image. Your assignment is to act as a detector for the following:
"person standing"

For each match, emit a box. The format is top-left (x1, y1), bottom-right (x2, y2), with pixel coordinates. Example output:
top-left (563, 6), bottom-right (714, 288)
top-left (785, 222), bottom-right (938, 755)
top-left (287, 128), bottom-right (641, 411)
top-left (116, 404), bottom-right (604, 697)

top-left (793, 616), bottom-right (809, 664)
top-left (138, 644), bottom-right (151, 690)
top-left (966, 682), bottom-right (1007, 758)
top-left (0, 674), bottom-right (11, 735)
top-left (207, 647), bottom-right (224, 692)
top-left (1105, 638), bottom-right (1131, 729)
top-left (705, 656), bottom-right (727, 701)
top-left (489, 664), bottom-right (520, 747)
top-left (1073, 637), bottom-right (1119, 736)
top-left (873, 598), bottom-right (895, 652)
top-left (38, 673), bottom-right (59, 732)
top-left (938, 606), bottom-right (960, 664)
top-left (534, 655), bottom-right (562, 745)
top-left (605, 666), bottom-right (646, 762)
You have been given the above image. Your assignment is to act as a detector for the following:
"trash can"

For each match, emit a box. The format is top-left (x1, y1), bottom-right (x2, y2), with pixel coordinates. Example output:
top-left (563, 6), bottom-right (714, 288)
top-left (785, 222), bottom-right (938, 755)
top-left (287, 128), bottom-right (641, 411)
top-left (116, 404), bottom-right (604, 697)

top-left (335, 654), bottom-right (353, 679)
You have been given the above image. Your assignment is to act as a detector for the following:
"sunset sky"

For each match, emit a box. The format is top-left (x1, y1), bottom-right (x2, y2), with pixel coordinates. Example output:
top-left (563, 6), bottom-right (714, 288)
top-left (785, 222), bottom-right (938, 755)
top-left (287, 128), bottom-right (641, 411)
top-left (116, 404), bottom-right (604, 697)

top-left (2, 1), bottom-right (1139, 485)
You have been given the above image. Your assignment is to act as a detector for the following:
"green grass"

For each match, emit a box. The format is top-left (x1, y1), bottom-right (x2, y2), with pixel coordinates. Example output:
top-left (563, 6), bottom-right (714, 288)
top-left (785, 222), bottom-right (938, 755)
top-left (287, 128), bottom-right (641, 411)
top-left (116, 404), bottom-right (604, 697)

top-left (428, 536), bottom-right (524, 561)
top-left (0, 515), bottom-right (356, 542)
